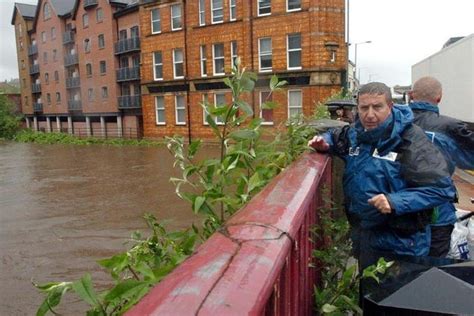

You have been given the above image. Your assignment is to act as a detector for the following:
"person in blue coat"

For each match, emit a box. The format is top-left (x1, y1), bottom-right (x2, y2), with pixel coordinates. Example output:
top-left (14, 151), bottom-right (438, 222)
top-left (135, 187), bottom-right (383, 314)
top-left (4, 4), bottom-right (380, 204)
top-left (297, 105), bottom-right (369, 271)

top-left (409, 76), bottom-right (474, 257)
top-left (308, 82), bottom-right (457, 261)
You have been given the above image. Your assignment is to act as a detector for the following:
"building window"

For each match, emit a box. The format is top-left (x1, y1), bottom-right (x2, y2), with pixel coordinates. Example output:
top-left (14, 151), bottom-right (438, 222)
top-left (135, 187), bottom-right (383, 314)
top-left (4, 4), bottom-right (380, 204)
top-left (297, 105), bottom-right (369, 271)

top-left (211, 0), bottom-right (224, 23)
top-left (287, 0), bottom-right (301, 11)
top-left (101, 86), bottom-right (108, 98)
top-left (230, 0), bottom-right (236, 21)
top-left (287, 33), bottom-right (302, 69)
top-left (54, 71), bottom-right (59, 82)
top-left (200, 45), bottom-right (207, 77)
top-left (260, 90), bottom-right (273, 125)
top-left (84, 38), bottom-right (91, 53)
top-left (131, 26), bottom-right (139, 38)
top-left (43, 51), bottom-right (48, 63)
top-left (83, 14), bottom-right (89, 28)
top-left (46, 93), bottom-right (51, 104)
top-left (173, 49), bottom-right (184, 79)
top-left (214, 93), bottom-right (225, 124)
top-left (51, 27), bottom-right (56, 40)
top-left (45, 73), bottom-right (49, 84)
top-left (151, 8), bottom-right (161, 34)
top-left (24, 96), bottom-right (28, 106)
top-left (86, 63), bottom-right (92, 77)
top-left (21, 60), bottom-right (25, 69)
top-left (288, 90), bottom-right (302, 117)
top-left (175, 95), bottom-right (186, 125)
top-left (258, 0), bottom-right (271, 16)
top-left (259, 37), bottom-right (272, 72)
top-left (56, 92), bottom-right (61, 103)
top-left (41, 31), bottom-right (46, 43)
top-left (52, 49), bottom-right (57, 62)
top-left (119, 29), bottom-right (127, 40)
top-left (199, 0), bottom-right (205, 26)
top-left (100, 61), bottom-right (106, 74)
top-left (213, 43), bottom-right (225, 75)
top-left (88, 88), bottom-right (94, 101)
top-left (43, 3), bottom-right (51, 20)
top-left (153, 51), bottom-right (163, 80)
top-left (18, 24), bottom-right (22, 37)
top-left (231, 40), bottom-right (238, 68)
top-left (96, 8), bottom-right (104, 22)
top-left (155, 96), bottom-right (165, 125)
top-left (98, 34), bottom-right (105, 49)
top-left (171, 4), bottom-right (182, 31)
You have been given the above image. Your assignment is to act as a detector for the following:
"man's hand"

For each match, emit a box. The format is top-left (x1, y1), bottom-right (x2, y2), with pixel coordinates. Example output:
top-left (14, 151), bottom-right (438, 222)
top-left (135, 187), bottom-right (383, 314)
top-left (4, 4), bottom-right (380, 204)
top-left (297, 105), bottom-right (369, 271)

top-left (308, 135), bottom-right (330, 152)
top-left (368, 194), bottom-right (392, 214)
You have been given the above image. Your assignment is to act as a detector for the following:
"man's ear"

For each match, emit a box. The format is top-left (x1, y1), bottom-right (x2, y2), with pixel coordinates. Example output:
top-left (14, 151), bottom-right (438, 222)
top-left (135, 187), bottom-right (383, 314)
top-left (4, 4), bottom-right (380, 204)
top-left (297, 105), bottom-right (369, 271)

top-left (436, 92), bottom-right (442, 104)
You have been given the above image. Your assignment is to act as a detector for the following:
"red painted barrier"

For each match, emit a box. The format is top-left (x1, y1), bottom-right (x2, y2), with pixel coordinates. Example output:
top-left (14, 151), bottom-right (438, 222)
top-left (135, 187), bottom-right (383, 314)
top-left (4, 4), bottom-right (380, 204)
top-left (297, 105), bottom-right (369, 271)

top-left (126, 152), bottom-right (332, 316)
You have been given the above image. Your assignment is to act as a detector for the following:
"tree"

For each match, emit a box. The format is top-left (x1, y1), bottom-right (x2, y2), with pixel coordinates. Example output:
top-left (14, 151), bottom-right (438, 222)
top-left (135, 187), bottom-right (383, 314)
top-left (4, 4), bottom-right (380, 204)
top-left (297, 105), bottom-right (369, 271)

top-left (0, 94), bottom-right (22, 139)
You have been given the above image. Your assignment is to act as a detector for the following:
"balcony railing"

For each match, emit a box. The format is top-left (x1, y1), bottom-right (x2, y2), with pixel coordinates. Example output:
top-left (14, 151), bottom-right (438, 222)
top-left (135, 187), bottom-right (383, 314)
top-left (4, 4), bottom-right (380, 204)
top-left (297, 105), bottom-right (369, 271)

top-left (64, 54), bottom-right (79, 66)
top-left (118, 95), bottom-right (141, 109)
top-left (33, 103), bottom-right (43, 112)
top-left (28, 44), bottom-right (38, 56)
top-left (84, 0), bottom-right (98, 9)
top-left (31, 83), bottom-right (41, 93)
top-left (66, 77), bottom-right (81, 89)
top-left (62, 31), bottom-right (75, 45)
top-left (29, 64), bottom-right (40, 75)
top-left (114, 37), bottom-right (140, 55)
top-left (68, 100), bottom-right (82, 111)
top-left (116, 66), bottom-right (140, 82)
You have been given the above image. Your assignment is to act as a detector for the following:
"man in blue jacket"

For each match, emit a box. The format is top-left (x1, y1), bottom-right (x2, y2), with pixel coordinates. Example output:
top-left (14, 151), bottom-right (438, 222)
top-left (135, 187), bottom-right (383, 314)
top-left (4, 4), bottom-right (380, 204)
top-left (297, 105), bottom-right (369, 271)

top-left (308, 82), bottom-right (457, 261)
top-left (409, 76), bottom-right (474, 257)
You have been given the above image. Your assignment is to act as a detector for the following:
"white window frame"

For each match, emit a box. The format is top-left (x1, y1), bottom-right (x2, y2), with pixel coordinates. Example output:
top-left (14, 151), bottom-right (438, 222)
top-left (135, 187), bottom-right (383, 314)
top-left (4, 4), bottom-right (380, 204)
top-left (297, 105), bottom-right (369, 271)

top-left (151, 8), bottom-right (161, 34)
top-left (286, 0), bottom-right (301, 12)
top-left (175, 95), bottom-right (186, 125)
top-left (258, 0), bottom-right (271, 16)
top-left (213, 93), bottom-right (225, 125)
top-left (229, 0), bottom-right (236, 21)
top-left (212, 43), bottom-right (225, 76)
top-left (200, 45), bottom-right (207, 77)
top-left (259, 90), bottom-right (273, 125)
top-left (258, 37), bottom-right (272, 72)
top-left (171, 4), bottom-right (182, 31)
top-left (199, 0), bottom-right (206, 26)
top-left (153, 51), bottom-right (163, 80)
top-left (288, 89), bottom-right (302, 118)
top-left (231, 41), bottom-right (238, 68)
top-left (173, 49), bottom-right (184, 79)
top-left (202, 93), bottom-right (210, 125)
top-left (211, 0), bottom-right (224, 24)
top-left (155, 96), bottom-right (166, 125)
top-left (287, 33), bottom-right (302, 70)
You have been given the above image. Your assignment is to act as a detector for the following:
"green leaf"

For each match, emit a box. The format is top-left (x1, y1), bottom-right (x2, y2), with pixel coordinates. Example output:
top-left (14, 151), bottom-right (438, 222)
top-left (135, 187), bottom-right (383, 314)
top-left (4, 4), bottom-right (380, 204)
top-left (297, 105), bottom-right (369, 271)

top-left (104, 280), bottom-right (149, 303)
top-left (248, 172), bottom-right (262, 193)
top-left (261, 101), bottom-right (278, 109)
top-left (194, 196), bottom-right (206, 214)
top-left (228, 129), bottom-right (258, 141)
top-left (36, 283), bottom-right (72, 316)
top-left (270, 75), bottom-right (279, 90)
top-left (340, 295), bottom-right (363, 314)
top-left (72, 274), bottom-right (99, 307)
top-left (188, 140), bottom-right (202, 158)
top-left (322, 303), bottom-right (338, 313)
top-left (235, 100), bottom-right (253, 116)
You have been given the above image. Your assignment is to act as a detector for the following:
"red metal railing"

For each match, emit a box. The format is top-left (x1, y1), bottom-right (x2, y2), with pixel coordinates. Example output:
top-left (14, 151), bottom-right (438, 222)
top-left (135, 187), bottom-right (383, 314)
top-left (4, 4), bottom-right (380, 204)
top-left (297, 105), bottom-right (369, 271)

top-left (126, 153), bottom-right (332, 316)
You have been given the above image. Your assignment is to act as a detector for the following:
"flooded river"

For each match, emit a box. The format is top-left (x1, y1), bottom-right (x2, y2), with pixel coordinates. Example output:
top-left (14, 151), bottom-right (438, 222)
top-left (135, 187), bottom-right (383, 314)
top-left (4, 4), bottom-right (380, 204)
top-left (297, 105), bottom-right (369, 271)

top-left (0, 141), bottom-right (204, 315)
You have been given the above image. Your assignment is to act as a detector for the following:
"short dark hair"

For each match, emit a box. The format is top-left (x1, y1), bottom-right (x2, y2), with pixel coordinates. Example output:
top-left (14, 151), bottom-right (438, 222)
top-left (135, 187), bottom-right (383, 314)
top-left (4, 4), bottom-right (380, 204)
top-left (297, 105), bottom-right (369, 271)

top-left (358, 82), bottom-right (392, 104)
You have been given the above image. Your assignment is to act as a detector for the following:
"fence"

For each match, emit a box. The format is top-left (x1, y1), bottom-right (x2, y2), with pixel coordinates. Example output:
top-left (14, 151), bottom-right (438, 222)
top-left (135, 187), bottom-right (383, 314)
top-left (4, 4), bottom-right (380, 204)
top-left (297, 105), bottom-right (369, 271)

top-left (126, 152), bottom-right (332, 315)
top-left (43, 127), bottom-right (143, 140)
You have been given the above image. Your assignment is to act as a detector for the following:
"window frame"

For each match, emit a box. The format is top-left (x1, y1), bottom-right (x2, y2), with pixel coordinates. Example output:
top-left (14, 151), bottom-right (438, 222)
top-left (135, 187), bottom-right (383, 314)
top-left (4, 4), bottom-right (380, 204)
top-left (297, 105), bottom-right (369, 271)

top-left (84, 38), bottom-right (91, 53)
top-left (259, 90), bottom-right (274, 125)
top-left (155, 96), bottom-right (166, 125)
top-left (86, 63), bottom-right (92, 77)
top-left (98, 34), bottom-right (105, 49)
top-left (43, 3), bottom-right (51, 20)
top-left (88, 88), bottom-right (94, 101)
top-left (96, 8), bottom-right (104, 23)
top-left (101, 86), bottom-right (108, 99)
top-left (286, 0), bottom-right (301, 12)
top-left (99, 60), bottom-right (106, 75)
top-left (199, 0), bottom-right (206, 26)
top-left (171, 4), bottom-right (182, 31)
top-left (213, 93), bottom-right (226, 125)
top-left (151, 8), bottom-right (161, 34)
top-left (51, 27), bottom-right (56, 40)
top-left (287, 89), bottom-right (302, 118)
top-left (258, 0), bottom-right (271, 16)
top-left (212, 43), bottom-right (225, 76)
top-left (83, 13), bottom-right (89, 28)
top-left (173, 49), bottom-right (184, 79)
top-left (258, 37), bottom-right (272, 72)
top-left (287, 33), bottom-right (302, 70)
top-left (55, 92), bottom-right (61, 103)
top-left (200, 45), bottom-right (207, 77)
top-left (153, 51), bottom-right (163, 80)
top-left (231, 40), bottom-right (238, 68)
top-left (211, 0), bottom-right (224, 24)
top-left (175, 95), bottom-right (186, 125)
top-left (229, 0), bottom-right (237, 21)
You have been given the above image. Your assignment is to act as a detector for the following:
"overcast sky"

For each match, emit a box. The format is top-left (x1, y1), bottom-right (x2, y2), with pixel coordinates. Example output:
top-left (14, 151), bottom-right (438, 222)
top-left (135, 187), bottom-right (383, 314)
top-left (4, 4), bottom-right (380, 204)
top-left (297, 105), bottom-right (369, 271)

top-left (1, 0), bottom-right (473, 87)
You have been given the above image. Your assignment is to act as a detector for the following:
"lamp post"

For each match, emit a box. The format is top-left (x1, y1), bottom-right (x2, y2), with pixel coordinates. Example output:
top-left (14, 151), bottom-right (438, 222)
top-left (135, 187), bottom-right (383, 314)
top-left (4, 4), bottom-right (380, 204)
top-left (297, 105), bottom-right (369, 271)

top-left (354, 40), bottom-right (372, 83)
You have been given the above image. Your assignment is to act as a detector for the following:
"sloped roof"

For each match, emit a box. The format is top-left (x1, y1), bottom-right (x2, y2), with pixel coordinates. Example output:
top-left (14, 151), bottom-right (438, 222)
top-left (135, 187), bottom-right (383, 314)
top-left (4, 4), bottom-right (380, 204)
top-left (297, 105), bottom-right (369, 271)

top-left (442, 37), bottom-right (464, 49)
top-left (11, 3), bottom-right (37, 25)
top-left (49, 0), bottom-right (75, 17)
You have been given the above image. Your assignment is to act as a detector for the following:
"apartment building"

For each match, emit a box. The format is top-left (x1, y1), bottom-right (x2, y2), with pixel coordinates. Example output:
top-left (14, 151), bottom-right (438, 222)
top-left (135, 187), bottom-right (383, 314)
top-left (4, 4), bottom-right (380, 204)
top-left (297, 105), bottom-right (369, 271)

top-left (12, 0), bottom-right (142, 138)
top-left (139, 0), bottom-right (347, 140)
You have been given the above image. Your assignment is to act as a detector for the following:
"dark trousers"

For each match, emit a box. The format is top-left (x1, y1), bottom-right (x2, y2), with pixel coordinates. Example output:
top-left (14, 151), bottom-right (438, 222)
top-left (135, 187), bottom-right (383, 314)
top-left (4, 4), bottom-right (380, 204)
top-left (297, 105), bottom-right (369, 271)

top-left (429, 224), bottom-right (454, 257)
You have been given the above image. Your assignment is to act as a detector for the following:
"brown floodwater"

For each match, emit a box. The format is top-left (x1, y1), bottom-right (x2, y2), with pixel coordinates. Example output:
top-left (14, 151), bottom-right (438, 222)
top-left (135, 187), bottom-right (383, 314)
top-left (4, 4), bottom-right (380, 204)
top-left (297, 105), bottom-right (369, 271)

top-left (0, 141), bottom-right (208, 315)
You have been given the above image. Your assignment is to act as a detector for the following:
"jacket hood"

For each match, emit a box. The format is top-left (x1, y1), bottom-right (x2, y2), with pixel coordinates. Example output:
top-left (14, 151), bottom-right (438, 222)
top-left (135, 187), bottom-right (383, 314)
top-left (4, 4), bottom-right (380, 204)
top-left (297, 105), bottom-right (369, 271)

top-left (409, 101), bottom-right (439, 115)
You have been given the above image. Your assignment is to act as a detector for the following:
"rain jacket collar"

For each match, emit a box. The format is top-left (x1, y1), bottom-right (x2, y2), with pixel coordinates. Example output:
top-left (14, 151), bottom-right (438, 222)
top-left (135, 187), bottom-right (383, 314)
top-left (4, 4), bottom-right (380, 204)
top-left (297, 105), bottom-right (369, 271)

top-left (409, 101), bottom-right (439, 115)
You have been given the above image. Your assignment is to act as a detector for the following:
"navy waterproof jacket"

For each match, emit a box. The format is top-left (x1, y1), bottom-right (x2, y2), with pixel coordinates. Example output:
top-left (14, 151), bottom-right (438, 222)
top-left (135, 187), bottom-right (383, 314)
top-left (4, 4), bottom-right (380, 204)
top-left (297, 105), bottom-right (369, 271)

top-left (322, 105), bottom-right (457, 256)
top-left (409, 101), bottom-right (474, 226)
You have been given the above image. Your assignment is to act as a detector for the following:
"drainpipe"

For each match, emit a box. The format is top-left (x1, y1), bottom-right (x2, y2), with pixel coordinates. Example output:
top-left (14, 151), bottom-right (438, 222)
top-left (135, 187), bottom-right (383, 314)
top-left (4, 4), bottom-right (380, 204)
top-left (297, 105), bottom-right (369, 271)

top-left (183, 0), bottom-right (192, 144)
top-left (249, 0), bottom-right (255, 118)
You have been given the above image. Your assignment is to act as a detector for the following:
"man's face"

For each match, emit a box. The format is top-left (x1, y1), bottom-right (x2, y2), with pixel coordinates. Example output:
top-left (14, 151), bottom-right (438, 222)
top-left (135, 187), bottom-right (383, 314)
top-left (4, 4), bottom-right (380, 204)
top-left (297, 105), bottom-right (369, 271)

top-left (357, 93), bottom-right (392, 130)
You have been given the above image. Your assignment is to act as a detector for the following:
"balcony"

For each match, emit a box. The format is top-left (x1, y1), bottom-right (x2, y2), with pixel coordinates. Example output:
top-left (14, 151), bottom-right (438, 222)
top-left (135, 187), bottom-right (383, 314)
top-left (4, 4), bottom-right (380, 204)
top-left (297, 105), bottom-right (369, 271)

top-left (116, 66), bottom-right (140, 82)
top-left (114, 37), bottom-right (140, 55)
top-left (33, 103), bottom-right (43, 112)
top-left (28, 44), bottom-right (38, 56)
top-left (66, 77), bottom-right (81, 89)
top-left (83, 0), bottom-right (98, 9)
top-left (62, 31), bottom-right (75, 45)
top-left (118, 95), bottom-right (141, 109)
top-left (31, 83), bottom-right (41, 93)
top-left (64, 54), bottom-right (79, 67)
top-left (29, 64), bottom-right (40, 75)
top-left (68, 100), bottom-right (82, 111)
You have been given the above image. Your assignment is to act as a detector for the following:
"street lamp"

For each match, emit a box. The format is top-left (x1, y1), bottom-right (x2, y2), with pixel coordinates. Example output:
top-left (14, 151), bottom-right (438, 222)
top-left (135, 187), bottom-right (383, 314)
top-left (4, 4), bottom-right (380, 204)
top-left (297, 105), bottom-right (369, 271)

top-left (353, 40), bottom-right (372, 83)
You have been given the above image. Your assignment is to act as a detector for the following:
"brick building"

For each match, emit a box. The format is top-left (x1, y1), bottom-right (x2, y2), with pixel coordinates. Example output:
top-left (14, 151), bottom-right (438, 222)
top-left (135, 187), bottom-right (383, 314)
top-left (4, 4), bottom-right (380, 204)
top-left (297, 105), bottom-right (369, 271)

top-left (12, 0), bottom-right (142, 138)
top-left (139, 0), bottom-right (347, 140)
